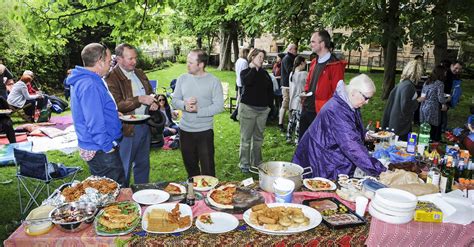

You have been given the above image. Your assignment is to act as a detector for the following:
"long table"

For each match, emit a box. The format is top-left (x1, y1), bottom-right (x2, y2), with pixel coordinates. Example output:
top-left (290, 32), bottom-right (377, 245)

top-left (4, 188), bottom-right (474, 246)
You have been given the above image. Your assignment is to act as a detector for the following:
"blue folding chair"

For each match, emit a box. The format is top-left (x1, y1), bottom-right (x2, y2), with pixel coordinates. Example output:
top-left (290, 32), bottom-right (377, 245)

top-left (14, 148), bottom-right (81, 216)
top-left (149, 80), bottom-right (158, 93)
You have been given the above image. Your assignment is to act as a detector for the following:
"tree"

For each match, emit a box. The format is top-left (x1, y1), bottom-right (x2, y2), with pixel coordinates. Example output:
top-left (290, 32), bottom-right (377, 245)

top-left (19, 0), bottom-right (166, 50)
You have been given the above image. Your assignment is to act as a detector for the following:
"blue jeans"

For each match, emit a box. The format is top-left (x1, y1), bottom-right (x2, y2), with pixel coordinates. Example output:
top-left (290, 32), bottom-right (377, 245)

top-left (163, 123), bottom-right (179, 137)
top-left (87, 149), bottom-right (126, 187)
top-left (119, 124), bottom-right (151, 187)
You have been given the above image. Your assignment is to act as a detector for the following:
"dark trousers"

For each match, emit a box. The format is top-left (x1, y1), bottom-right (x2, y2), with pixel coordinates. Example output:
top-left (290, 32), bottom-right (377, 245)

top-left (87, 150), bottom-right (126, 188)
top-left (0, 117), bottom-right (15, 143)
top-left (179, 129), bottom-right (215, 178)
top-left (24, 98), bottom-right (48, 118)
top-left (298, 110), bottom-right (317, 141)
top-left (430, 124), bottom-right (442, 142)
top-left (440, 110), bottom-right (448, 132)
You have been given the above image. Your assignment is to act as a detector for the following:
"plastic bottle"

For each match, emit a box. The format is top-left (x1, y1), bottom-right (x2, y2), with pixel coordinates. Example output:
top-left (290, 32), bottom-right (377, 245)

top-left (419, 122), bottom-right (431, 146)
top-left (33, 101), bottom-right (40, 123)
top-left (406, 133), bottom-right (417, 154)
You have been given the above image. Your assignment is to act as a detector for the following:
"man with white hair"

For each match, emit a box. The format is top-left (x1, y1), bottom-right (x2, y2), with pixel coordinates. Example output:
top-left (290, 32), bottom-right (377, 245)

top-left (278, 43), bottom-right (297, 131)
top-left (292, 74), bottom-right (386, 180)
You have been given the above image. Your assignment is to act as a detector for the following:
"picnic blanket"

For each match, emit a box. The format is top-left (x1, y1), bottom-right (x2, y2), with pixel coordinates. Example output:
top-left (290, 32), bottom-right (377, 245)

top-left (0, 141), bottom-right (33, 166)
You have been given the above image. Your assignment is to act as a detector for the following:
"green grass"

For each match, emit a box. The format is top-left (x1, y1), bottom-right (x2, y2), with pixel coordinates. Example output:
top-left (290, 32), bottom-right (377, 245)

top-left (0, 63), bottom-right (472, 243)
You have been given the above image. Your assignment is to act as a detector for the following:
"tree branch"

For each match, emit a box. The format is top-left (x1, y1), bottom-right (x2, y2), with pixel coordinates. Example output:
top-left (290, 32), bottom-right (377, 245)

top-left (46, 0), bottom-right (123, 21)
top-left (140, 0), bottom-right (148, 29)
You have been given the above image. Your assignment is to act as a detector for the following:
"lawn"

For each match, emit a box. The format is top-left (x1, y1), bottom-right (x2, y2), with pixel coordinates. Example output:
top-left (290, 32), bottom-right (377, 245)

top-left (0, 63), bottom-right (472, 243)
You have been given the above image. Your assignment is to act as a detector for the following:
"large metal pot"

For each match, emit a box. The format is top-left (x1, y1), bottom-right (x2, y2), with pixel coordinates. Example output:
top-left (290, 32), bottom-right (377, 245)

top-left (250, 161), bottom-right (312, 193)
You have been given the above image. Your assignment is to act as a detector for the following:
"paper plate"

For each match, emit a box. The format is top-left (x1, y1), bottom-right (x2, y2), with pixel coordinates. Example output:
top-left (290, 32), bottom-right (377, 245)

top-left (374, 188), bottom-right (417, 209)
top-left (192, 175), bottom-right (219, 192)
top-left (119, 114), bottom-right (150, 122)
top-left (132, 189), bottom-right (170, 205)
top-left (303, 177), bottom-right (337, 191)
top-left (195, 212), bottom-right (239, 234)
top-left (243, 203), bottom-right (322, 235)
top-left (368, 203), bottom-right (413, 224)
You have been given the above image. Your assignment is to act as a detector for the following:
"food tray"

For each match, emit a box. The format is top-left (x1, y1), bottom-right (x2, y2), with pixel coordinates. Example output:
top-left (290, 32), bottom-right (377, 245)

top-left (303, 197), bottom-right (366, 229)
top-left (43, 176), bottom-right (120, 207)
top-left (204, 187), bottom-right (265, 214)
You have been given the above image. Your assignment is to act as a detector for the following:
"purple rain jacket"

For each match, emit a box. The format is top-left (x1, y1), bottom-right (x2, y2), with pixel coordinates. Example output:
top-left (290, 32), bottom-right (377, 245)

top-left (292, 81), bottom-right (386, 180)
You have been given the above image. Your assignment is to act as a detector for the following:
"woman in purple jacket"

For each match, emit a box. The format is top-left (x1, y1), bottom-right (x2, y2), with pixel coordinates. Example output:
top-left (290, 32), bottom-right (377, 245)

top-left (292, 74), bottom-right (386, 179)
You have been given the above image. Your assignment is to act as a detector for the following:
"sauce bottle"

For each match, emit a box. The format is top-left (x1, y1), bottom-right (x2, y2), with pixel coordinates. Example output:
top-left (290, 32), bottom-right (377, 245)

top-left (186, 178), bottom-right (195, 206)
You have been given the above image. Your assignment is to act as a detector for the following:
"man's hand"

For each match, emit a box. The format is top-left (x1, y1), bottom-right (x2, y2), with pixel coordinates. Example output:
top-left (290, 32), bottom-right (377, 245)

top-left (138, 95), bottom-right (156, 105)
top-left (149, 102), bottom-right (158, 111)
top-left (186, 104), bottom-right (198, 113)
top-left (441, 104), bottom-right (448, 111)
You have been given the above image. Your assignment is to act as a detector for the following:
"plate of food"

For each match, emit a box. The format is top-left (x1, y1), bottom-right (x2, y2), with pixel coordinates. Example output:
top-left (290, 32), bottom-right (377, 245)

top-left (243, 203), bottom-right (322, 235)
top-left (0, 109), bottom-right (12, 115)
top-left (303, 177), bottom-right (337, 191)
top-left (163, 182), bottom-right (186, 195)
top-left (119, 114), bottom-right (150, 122)
top-left (142, 203), bottom-right (192, 234)
top-left (132, 189), bottom-right (170, 205)
top-left (192, 175), bottom-right (219, 191)
top-left (94, 201), bottom-right (141, 236)
top-left (195, 212), bottom-right (239, 234)
top-left (205, 184), bottom-right (265, 213)
top-left (303, 198), bottom-right (366, 229)
top-left (369, 131), bottom-right (394, 139)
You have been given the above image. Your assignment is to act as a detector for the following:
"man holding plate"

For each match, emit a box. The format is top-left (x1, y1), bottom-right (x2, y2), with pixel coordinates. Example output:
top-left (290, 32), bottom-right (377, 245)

top-left (106, 43), bottom-right (157, 187)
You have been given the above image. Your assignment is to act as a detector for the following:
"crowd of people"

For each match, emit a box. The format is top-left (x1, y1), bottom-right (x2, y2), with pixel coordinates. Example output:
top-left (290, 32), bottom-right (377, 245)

top-left (60, 27), bottom-right (466, 188)
top-left (0, 63), bottom-right (53, 144)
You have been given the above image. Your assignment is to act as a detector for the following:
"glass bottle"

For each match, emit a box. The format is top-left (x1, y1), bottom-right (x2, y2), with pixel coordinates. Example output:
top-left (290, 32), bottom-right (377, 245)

top-left (440, 156), bottom-right (454, 193)
top-left (427, 161), bottom-right (441, 189)
top-left (186, 178), bottom-right (195, 206)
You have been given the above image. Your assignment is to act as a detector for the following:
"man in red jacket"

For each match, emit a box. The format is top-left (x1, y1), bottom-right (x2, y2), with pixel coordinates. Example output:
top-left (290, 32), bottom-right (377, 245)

top-left (299, 30), bottom-right (346, 140)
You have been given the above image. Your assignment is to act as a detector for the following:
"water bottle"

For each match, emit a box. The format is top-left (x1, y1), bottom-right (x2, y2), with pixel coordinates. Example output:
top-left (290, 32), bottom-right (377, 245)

top-left (185, 178), bottom-right (195, 206)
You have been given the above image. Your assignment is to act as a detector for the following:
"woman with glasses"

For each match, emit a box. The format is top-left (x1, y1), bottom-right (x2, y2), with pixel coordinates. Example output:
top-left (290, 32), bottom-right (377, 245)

top-left (382, 60), bottom-right (426, 141)
top-left (156, 94), bottom-right (179, 137)
top-left (292, 74), bottom-right (386, 180)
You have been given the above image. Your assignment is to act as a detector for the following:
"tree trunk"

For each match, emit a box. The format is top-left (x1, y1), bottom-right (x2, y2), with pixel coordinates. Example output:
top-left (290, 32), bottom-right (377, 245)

top-left (432, 0), bottom-right (448, 66)
top-left (218, 21), bottom-right (237, 71)
top-left (381, 0), bottom-right (401, 100)
top-left (196, 36), bottom-right (202, 49)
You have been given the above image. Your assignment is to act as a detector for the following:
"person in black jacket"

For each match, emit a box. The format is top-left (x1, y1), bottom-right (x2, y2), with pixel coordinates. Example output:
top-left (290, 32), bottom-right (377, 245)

top-left (238, 49), bottom-right (273, 173)
top-left (0, 97), bottom-right (16, 143)
top-left (0, 64), bottom-right (14, 100)
top-left (156, 94), bottom-right (179, 137)
top-left (278, 44), bottom-right (297, 131)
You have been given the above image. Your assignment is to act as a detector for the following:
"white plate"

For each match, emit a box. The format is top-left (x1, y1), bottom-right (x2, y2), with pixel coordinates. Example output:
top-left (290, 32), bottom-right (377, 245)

top-left (369, 203), bottom-right (413, 224)
top-left (243, 203), bottom-right (322, 235)
top-left (303, 177), bottom-right (337, 191)
top-left (132, 189), bottom-right (170, 205)
top-left (300, 91), bottom-right (313, 97)
top-left (165, 182), bottom-right (187, 195)
top-left (369, 131), bottom-right (394, 139)
top-left (374, 188), bottom-right (417, 209)
top-left (370, 200), bottom-right (414, 217)
top-left (195, 212), bottom-right (239, 234)
top-left (119, 114), bottom-right (150, 122)
top-left (142, 203), bottom-right (193, 234)
top-left (0, 109), bottom-right (12, 115)
top-left (192, 175), bottom-right (219, 192)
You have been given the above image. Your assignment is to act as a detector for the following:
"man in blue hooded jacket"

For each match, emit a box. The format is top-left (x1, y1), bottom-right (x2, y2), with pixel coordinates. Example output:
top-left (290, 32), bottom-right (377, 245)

top-left (67, 43), bottom-right (126, 187)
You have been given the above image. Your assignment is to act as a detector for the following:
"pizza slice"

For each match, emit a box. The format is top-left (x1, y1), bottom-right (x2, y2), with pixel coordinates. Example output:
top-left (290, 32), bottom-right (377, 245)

top-left (207, 184), bottom-right (236, 209)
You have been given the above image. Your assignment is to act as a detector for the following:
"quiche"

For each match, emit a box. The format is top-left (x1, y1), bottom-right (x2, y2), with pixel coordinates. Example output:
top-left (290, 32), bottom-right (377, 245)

top-left (95, 201), bottom-right (140, 235)
top-left (207, 184), bottom-right (237, 209)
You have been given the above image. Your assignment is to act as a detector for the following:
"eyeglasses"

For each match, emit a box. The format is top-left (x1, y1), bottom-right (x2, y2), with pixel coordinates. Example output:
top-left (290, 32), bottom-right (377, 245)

top-left (158, 99), bottom-right (166, 102)
top-left (359, 91), bottom-right (372, 101)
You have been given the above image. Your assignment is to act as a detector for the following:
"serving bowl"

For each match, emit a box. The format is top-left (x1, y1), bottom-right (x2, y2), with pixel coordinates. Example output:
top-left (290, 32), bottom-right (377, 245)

top-left (49, 202), bottom-right (98, 232)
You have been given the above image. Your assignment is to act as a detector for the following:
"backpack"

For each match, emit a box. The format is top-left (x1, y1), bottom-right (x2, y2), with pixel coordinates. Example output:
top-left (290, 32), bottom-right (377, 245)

top-left (450, 79), bottom-right (462, 108)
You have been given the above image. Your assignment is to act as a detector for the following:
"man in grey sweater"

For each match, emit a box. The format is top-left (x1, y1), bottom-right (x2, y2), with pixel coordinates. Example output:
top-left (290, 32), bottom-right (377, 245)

top-left (172, 49), bottom-right (224, 178)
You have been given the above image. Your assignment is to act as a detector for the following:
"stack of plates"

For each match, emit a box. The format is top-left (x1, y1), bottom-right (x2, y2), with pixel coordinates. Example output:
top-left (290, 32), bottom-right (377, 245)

top-left (368, 188), bottom-right (417, 224)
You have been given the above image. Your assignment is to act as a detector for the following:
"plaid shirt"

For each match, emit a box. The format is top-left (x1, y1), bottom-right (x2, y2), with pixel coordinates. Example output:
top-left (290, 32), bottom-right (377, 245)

top-left (79, 148), bottom-right (96, 162)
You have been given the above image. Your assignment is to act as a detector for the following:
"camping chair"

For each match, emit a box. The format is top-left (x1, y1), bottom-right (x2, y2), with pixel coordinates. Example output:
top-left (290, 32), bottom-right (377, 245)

top-left (14, 148), bottom-right (81, 216)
